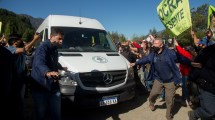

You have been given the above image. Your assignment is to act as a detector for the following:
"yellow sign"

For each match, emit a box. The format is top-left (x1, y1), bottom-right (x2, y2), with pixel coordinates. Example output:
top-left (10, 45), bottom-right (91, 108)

top-left (157, 0), bottom-right (192, 36)
top-left (208, 5), bottom-right (215, 39)
top-left (207, 5), bottom-right (215, 28)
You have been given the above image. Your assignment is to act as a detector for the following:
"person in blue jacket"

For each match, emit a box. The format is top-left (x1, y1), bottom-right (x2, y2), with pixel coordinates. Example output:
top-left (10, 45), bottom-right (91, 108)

top-left (31, 28), bottom-right (64, 120)
top-left (130, 38), bottom-right (191, 120)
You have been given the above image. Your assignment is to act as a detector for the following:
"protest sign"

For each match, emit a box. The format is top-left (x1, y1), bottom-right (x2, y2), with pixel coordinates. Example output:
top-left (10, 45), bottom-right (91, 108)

top-left (157, 0), bottom-right (192, 36)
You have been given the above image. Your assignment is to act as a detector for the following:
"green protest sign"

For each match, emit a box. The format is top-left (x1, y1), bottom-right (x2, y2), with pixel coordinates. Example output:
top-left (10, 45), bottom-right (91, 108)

top-left (157, 0), bottom-right (192, 36)
top-left (207, 5), bottom-right (215, 28)
top-left (208, 5), bottom-right (215, 39)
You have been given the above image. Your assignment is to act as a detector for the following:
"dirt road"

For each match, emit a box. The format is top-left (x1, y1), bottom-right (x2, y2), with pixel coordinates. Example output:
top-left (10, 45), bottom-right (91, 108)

top-left (25, 87), bottom-right (192, 120)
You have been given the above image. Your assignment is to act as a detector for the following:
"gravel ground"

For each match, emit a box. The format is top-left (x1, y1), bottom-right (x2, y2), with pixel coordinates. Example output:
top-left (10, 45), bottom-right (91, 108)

top-left (24, 87), bottom-right (193, 120)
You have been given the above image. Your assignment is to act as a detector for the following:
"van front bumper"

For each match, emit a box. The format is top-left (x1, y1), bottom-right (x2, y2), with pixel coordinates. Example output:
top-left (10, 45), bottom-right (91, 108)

top-left (60, 79), bottom-right (136, 107)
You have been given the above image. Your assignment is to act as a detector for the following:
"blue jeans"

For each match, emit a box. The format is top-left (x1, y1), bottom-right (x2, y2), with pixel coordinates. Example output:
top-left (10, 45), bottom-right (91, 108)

top-left (181, 76), bottom-right (189, 100)
top-left (138, 67), bottom-right (152, 91)
top-left (138, 67), bottom-right (145, 86)
top-left (195, 88), bottom-right (215, 119)
top-left (144, 69), bottom-right (153, 91)
top-left (32, 90), bottom-right (61, 120)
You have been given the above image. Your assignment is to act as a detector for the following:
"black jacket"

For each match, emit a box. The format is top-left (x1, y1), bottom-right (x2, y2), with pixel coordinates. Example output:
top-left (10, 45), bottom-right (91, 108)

top-left (190, 44), bottom-right (215, 92)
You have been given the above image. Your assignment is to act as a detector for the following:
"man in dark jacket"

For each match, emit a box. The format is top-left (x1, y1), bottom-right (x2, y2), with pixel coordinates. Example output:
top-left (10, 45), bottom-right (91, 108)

top-left (130, 38), bottom-right (190, 120)
top-left (0, 46), bottom-right (17, 119)
top-left (31, 28), bottom-right (64, 120)
top-left (6, 33), bottom-right (40, 119)
top-left (188, 44), bottom-right (215, 120)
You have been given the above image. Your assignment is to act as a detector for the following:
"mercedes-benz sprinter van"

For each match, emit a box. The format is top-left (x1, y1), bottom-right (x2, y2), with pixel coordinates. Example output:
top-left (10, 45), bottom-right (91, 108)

top-left (36, 15), bottom-right (136, 107)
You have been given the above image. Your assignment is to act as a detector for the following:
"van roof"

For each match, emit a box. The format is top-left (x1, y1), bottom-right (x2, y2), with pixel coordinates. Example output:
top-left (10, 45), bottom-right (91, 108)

top-left (37, 15), bottom-right (105, 32)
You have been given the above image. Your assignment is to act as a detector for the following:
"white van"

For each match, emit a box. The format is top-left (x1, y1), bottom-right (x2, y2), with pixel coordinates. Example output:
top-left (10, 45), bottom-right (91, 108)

top-left (36, 15), bottom-right (136, 107)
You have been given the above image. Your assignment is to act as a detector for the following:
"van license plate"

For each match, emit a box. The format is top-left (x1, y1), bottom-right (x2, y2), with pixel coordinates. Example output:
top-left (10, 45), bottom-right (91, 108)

top-left (99, 97), bottom-right (118, 106)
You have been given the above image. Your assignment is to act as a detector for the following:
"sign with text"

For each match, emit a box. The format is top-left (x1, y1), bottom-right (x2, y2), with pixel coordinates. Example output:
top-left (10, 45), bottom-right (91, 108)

top-left (207, 5), bottom-right (215, 28)
top-left (207, 5), bottom-right (215, 39)
top-left (157, 0), bottom-right (192, 36)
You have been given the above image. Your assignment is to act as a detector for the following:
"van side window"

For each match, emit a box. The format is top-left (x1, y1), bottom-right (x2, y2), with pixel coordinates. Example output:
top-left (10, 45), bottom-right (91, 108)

top-left (44, 28), bottom-right (48, 40)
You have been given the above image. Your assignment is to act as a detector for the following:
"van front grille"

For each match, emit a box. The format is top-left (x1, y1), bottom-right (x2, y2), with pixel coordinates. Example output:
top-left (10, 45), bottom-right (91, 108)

top-left (79, 70), bottom-right (126, 87)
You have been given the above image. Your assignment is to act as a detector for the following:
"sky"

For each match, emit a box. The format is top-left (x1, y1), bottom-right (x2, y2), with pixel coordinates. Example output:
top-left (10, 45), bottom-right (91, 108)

top-left (0, 0), bottom-right (215, 39)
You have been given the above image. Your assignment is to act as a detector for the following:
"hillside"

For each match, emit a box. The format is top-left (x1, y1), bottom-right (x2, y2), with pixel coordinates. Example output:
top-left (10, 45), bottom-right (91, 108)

top-left (0, 8), bottom-right (43, 41)
top-left (19, 14), bottom-right (44, 30)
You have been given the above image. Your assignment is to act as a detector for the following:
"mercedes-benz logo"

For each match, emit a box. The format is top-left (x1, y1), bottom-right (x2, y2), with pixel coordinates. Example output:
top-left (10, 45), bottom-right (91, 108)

top-left (103, 73), bottom-right (113, 84)
top-left (92, 56), bottom-right (108, 63)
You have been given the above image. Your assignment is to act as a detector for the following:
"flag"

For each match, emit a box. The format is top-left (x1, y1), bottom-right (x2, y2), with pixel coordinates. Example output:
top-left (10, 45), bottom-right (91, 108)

top-left (207, 5), bottom-right (215, 29)
top-left (207, 5), bottom-right (215, 39)
top-left (157, 0), bottom-right (192, 36)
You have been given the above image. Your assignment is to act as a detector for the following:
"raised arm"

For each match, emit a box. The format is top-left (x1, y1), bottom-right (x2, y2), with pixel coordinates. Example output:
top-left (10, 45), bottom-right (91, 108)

top-left (191, 30), bottom-right (199, 47)
top-left (174, 39), bottom-right (192, 60)
top-left (15, 34), bottom-right (40, 54)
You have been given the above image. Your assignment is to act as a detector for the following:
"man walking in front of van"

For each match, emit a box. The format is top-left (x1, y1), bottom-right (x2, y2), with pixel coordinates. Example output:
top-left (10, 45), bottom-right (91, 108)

top-left (130, 38), bottom-right (188, 120)
top-left (31, 29), bottom-right (64, 120)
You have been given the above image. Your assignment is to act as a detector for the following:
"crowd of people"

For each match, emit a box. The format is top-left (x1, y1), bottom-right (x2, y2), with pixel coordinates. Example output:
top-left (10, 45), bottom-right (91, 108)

top-left (0, 29), bottom-right (65, 120)
top-left (0, 26), bottom-right (215, 120)
top-left (0, 32), bottom-right (40, 119)
top-left (117, 29), bottom-right (215, 120)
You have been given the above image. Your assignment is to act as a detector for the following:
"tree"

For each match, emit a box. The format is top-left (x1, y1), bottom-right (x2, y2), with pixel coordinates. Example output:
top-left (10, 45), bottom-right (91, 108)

top-left (0, 8), bottom-right (35, 38)
top-left (108, 31), bottom-right (127, 43)
top-left (22, 28), bottom-right (34, 42)
top-left (4, 22), bottom-right (11, 36)
top-left (119, 34), bottom-right (126, 42)
top-left (149, 27), bottom-right (158, 36)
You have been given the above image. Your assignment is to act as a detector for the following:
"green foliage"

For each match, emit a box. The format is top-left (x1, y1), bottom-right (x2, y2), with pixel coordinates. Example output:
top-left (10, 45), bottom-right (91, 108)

top-left (108, 31), bottom-right (127, 43)
top-left (149, 27), bottom-right (158, 36)
top-left (119, 34), bottom-right (127, 42)
top-left (176, 28), bottom-right (192, 46)
top-left (192, 13), bottom-right (207, 31)
top-left (0, 8), bottom-right (35, 41)
top-left (22, 28), bottom-right (35, 42)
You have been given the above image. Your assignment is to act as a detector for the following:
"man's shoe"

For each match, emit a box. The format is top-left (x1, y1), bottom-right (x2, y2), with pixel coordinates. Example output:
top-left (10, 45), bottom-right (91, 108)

top-left (188, 111), bottom-right (198, 120)
top-left (149, 104), bottom-right (155, 111)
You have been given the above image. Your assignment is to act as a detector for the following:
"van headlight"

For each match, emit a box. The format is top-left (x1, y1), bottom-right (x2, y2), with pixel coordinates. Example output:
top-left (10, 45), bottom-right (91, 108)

top-left (128, 66), bottom-right (134, 79)
top-left (58, 70), bottom-right (78, 86)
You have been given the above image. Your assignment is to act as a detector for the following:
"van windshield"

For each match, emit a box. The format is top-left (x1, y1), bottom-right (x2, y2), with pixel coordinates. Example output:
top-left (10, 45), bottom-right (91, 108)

top-left (52, 27), bottom-right (117, 52)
